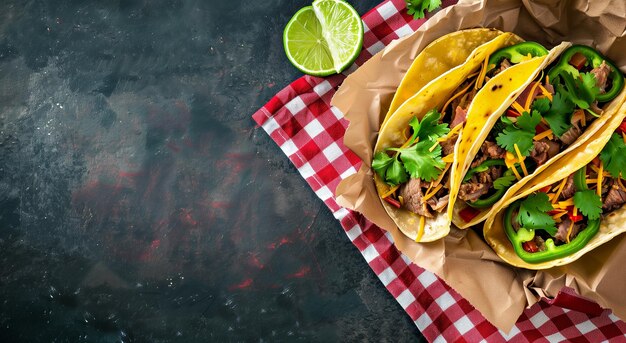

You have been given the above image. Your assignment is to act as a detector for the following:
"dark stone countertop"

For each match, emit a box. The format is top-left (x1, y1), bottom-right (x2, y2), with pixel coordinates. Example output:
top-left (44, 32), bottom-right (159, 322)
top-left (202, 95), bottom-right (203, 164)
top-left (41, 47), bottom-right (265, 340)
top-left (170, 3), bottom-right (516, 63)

top-left (0, 0), bottom-right (425, 341)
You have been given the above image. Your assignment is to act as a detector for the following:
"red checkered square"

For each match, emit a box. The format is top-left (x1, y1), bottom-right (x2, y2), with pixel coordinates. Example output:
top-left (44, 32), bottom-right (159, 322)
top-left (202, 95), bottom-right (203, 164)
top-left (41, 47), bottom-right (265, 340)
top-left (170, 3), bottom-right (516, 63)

top-left (252, 0), bottom-right (626, 341)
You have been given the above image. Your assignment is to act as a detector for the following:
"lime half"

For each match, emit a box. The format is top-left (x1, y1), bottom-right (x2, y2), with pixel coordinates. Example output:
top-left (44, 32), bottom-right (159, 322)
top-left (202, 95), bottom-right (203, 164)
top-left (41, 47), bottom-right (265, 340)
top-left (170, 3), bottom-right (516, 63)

top-left (283, 0), bottom-right (363, 76)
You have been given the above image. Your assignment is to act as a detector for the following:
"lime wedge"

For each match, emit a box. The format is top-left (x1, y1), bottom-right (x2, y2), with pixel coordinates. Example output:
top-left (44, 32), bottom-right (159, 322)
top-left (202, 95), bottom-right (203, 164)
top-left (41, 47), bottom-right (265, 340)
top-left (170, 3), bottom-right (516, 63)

top-left (283, 0), bottom-right (363, 76)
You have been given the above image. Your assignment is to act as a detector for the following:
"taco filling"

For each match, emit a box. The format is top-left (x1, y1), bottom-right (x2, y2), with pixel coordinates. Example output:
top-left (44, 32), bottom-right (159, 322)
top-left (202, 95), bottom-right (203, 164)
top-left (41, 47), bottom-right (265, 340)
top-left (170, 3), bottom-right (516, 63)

top-left (372, 108), bottom-right (458, 223)
top-left (458, 45), bottom-right (624, 221)
top-left (503, 127), bottom-right (626, 263)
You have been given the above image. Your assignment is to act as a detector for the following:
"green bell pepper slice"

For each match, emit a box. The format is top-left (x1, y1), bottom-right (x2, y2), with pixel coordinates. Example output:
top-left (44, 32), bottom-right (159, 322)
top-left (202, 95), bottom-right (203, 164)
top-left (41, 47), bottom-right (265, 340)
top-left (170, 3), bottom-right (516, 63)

top-left (488, 42), bottom-right (549, 69)
top-left (547, 45), bottom-right (624, 103)
top-left (503, 167), bottom-right (601, 264)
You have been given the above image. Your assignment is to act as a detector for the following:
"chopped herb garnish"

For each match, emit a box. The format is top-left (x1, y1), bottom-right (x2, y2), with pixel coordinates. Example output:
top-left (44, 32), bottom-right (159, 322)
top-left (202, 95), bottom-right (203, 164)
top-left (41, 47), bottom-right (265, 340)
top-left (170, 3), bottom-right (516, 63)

top-left (516, 192), bottom-right (557, 235)
top-left (600, 133), bottom-right (626, 178)
top-left (573, 189), bottom-right (603, 220)
top-left (494, 174), bottom-right (516, 190)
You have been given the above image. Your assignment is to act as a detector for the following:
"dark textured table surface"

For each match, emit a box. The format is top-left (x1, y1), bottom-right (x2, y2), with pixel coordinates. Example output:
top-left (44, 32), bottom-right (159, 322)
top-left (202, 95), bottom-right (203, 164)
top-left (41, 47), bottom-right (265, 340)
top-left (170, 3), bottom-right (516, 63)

top-left (0, 0), bottom-right (425, 341)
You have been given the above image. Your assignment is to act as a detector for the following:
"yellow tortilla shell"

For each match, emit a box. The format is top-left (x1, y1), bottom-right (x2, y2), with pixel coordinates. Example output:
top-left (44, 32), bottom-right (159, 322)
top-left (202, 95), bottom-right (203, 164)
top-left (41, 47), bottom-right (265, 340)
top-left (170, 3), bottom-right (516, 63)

top-left (483, 89), bottom-right (626, 269)
top-left (450, 42), bottom-right (571, 229)
top-left (382, 28), bottom-right (504, 127)
top-left (374, 32), bottom-right (520, 242)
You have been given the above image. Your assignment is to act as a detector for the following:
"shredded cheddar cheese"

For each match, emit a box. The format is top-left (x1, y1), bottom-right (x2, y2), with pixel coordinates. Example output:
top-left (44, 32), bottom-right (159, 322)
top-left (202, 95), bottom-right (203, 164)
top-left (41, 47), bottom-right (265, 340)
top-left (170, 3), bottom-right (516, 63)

top-left (514, 144), bottom-right (529, 176)
top-left (433, 163), bottom-right (452, 187)
top-left (551, 211), bottom-right (568, 220)
top-left (511, 101), bottom-right (526, 115)
top-left (565, 218), bottom-right (575, 243)
top-left (585, 179), bottom-right (598, 184)
top-left (423, 184), bottom-right (443, 201)
top-left (442, 154), bottom-right (454, 163)
top-left (598, 162), bottom-right (604, 197)
top-left (524, 81), bottom-right (542, 111)
top-left (618, 178), bottom-right (626, 192)
top-left (475, 54), bottom-right (491, 90)
top-left (398, 195), bottom-right (404, 206)
top-left (537, 84), bottom-right (553, 101)
top-left (429, 140), bottom-right (440, 152)
top-left (415, 216), bottom-right (425, 242)
top-left (441, 82), bottom-right (473, 115)
top-left (381, 184), bottom-right (400, 199)
top-left (552, 177), bottom-right (569, 204)
top-left (533, 129), bottom-right (554, 141)
top-left (556, 198), bottom-right (575, 209)
top-left (438, 123), bottom-right (463, 142)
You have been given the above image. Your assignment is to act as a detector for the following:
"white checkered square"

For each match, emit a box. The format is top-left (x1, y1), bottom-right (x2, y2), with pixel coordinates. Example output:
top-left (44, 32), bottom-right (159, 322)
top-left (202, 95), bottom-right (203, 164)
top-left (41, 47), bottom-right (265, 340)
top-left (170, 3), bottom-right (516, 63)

top-left (339, 166), bottom-right (357, 180)
top-left (322, 142), bottom-right (343, 162)
top-left (298, 162), bottom-right (315, 179)
top-left (454, 316), bottom-right (473, 335)
top-left (395, 24), bottom-right (414, 38)
top-left (434, 292), bottom-right (456, 311)
top-left (362, 244), bottom-right (378, 263)
top-left (432, 335), bottom-right (446, 343)
top-left (313, 81), bottom-right (332, 97)
top-left (545, 332), bottom-right (566, 342)
top-left (416, 311), bottom-right (433, 330)
top-left (345, 224), bottom-right (362, 242)
top-left (280, 139), bottom-right (298, 157)
top-left (500, 325), bottom-right (520, 340)
top-left (261, 116), bottom-right (280, 135)
top-left (333, 207), bottom-right (349, 221)
top-left (363, 21), bottom-right (370, 33)
top-left (417, 270), bottom-right (437, 288)
top-left (303, 120), bottom-right (325, 138)
top-left (377, 1), bottom-right (398, 20)
top-left (529, 311), bottom-right (550, 328)
top-left (575, 320), bottom-right (596, 335)
top-left (378, 266), bottom-right (397, 286)
top-left (314, 185), bottom-right (333, 201)
top-left (397, 289), bottom-right (416, 309)
top-left (366, 41), bottom-right (386, 55)
top-left (330, 106), bottom-right (344, 120)
top-left (285, 97), bottom-right (306, 115)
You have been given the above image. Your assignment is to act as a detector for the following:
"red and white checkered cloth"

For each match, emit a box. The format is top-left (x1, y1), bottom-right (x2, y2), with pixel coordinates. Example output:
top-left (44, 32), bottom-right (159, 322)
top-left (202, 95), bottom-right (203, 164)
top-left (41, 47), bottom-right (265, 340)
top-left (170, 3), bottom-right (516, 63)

top-left (252, 0), bottom-right (626, 340)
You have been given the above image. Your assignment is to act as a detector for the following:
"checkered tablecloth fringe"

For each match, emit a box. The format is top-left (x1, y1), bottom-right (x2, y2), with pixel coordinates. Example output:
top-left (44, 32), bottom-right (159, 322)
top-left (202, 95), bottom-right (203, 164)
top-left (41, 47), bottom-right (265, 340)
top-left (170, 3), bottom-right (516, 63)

top-left (252, 0), bottom-right (626, 341)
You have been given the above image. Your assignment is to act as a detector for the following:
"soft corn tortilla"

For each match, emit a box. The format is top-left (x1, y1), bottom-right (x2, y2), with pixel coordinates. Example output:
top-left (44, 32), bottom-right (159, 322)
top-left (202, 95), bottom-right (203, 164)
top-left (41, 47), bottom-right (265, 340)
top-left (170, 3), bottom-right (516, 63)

top-left (382, 28), bottom-right (503, 127)
top-left (374, 32), bottom-right (521, 242)
top-left (483, 90), bottom-right (626, 269)
top-left (449, 42), bottom-right (571, 229)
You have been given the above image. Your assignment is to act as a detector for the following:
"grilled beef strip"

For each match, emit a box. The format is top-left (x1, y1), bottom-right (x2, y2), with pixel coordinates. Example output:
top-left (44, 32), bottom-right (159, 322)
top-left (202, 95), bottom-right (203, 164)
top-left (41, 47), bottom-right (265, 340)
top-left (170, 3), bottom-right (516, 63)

top-left (603, 182), bottom-right (626, 212)
top-left (400, 178), bottom-right (433, 218)
top-left (591, 60), bottom-right (611, 93)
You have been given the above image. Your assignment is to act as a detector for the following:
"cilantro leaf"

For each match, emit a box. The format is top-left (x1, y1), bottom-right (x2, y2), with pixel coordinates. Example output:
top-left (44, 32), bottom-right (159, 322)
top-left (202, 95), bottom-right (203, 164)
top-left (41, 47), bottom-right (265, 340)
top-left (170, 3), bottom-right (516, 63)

top-left (516, 193), bottom-right (557, 234)
top-left (542, 92), bottom-right (574, 137)
top-left (581, 72), bottom-right (601, 102)
top-left (558, 72), bottom-right (601, 110)
top-left (405, 0), bottom-right (442, 19)
top-left (414, 109), bottom-right (450, 141)
top-left (386, 157), bottom-right (409, 186)
top-left (600, 133), bottom-right (626, 178)
top-left (532, 98), bottom-right (551, 114)
top-left (494, 174), bottom-right (517, 190)
top-left (398, 140), bottom-right (445, 182)
top-left (516, 110), bottom-right (542, 132)
top-left (573, 189), bottom-right (603, 220)
top-left (372, 151), bottom-right (394, 179)
top-left (496, 127), bottom-right (534, 156)
top-left (496, 111), bottom-right (539, 156)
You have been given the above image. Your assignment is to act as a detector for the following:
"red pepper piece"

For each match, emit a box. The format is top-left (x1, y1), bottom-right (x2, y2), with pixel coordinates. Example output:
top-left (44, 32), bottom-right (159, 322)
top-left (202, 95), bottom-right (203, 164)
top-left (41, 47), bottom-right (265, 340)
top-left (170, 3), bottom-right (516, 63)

top-left (617, 121), bottom-right (626, 134)
top-left (569, 52), bottom-right (587, 70)
top-left (539, 185), bottom-right (552, 193)
top-left (535, 124), bottom-right (548, 134)
top-left (522, 241), bottom-right (539, 253)
top-left (591, 157), bottom-right (601, 167)
top-left (384, 197), bottom-right (401, 208)
top-left (459, 207), bottom-right (481, 222)
top-left (507, 109), bottom-right (522, 118)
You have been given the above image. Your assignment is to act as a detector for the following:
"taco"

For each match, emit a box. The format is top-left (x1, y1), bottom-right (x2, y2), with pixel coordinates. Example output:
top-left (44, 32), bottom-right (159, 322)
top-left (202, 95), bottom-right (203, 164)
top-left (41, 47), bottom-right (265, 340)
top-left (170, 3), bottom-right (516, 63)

top-left (450, 44), bottom-right (626, 229)
top-left (382, 28), bottom-right (504, 127)
top-left (371, 32), bottom-right (545, 242)
top-left (483, 97), bottom-right (626, 269)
